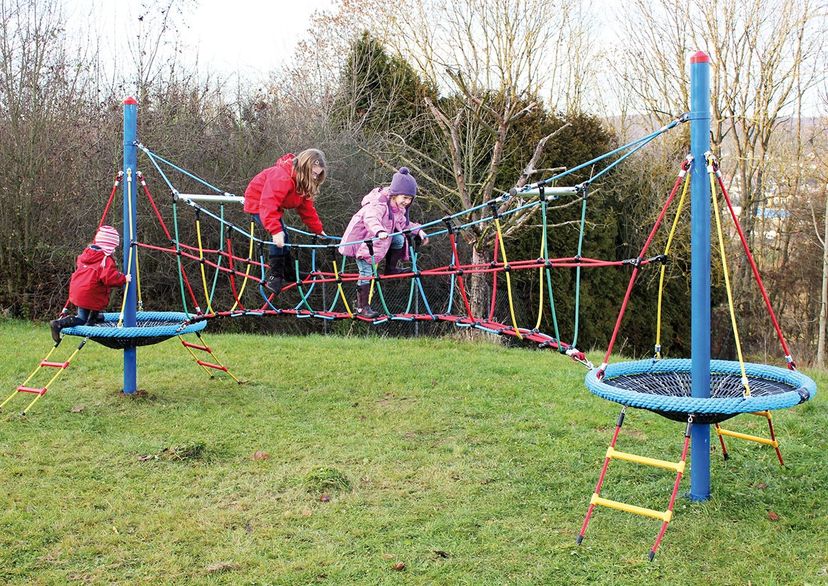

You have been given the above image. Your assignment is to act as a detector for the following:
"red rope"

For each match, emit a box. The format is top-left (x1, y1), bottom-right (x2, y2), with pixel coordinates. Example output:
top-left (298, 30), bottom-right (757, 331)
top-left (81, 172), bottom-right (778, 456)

top-left (60, 172), bottom-right (123, 316)
top-left (599, 165), bottom-right (688, 376)
top-left (98, 172), bottom-right (122, 230)
top-left (225, 236), bottom-right (246, 310)
top-left (716, 173), bottom-right (795, 367)
top-left (448, 232), bottom-right (474, 319)
top-left (489, 233), bottom-right (500, 321)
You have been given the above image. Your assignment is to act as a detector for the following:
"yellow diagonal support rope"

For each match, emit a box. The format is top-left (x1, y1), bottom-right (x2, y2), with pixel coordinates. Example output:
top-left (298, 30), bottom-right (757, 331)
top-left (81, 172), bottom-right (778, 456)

top-left (654, 171), bottom-right (691, 358)
top-left (708, 154), bottom-right (751, 396)
top-left (0, 345), bottom-right (57, 409)
top-left (118, 169), bottom-right (136, 328)
top-left (195, 217), bottom-right (215, 315)
top-left (494, 218), bottom-right (523, 339)
top-left (230, 221), bottom-right (257, 312)
top-left (332, 261), bottom-right (353, 317)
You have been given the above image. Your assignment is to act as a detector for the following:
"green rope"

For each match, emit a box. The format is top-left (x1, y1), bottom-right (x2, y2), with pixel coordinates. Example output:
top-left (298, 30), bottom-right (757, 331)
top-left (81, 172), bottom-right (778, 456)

top-left (208, 204), bottom-right (226, 305)
top-left (541, 199), bottom-right (562, 344)
top-left (171, 202), bottom-right (191, 315)
top-left (327, 256), bottom-right (349, 313)
top-left (572, 190), bottom-right (588, 348)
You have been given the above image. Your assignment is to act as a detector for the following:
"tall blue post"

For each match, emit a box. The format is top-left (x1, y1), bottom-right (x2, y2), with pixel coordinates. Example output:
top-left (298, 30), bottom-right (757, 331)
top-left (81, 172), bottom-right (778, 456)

top-left (689, 52), bottom-right (711, 500)
top-left (123, 97), bottom-right (139, 394)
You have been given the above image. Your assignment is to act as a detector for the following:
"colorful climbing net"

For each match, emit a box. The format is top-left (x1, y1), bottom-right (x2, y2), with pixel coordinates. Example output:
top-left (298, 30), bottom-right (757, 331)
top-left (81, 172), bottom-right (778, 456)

top-left (59, 114), bottom-right (684, 367)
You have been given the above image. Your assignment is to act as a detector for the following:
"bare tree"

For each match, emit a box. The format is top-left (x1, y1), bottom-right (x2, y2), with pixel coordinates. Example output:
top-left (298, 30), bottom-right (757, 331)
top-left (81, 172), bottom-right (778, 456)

top-left (288, 0), bottom-right (595, 317)
top-left (617, 0), bottom-right (825, 233)
top-left (612, 0), bottom-right (827, 361)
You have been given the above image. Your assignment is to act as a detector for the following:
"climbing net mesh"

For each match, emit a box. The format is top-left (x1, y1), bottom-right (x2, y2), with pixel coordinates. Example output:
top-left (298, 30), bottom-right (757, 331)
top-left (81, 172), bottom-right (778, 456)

top-left (608, 371), bottom-right (794, 399)
top-left (67, 114), bottom-right (792, 374)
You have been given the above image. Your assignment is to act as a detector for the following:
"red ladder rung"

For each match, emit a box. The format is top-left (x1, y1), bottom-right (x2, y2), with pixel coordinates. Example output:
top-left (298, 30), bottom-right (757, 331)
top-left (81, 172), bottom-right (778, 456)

top-left (17, 386), bottom-right (47, 395)
top-left (196, 360), bottom-right (227, 372)
top-left (40, 360), bottom-right (69, 369)
top-left (181, 340), bottom-right (210, 352)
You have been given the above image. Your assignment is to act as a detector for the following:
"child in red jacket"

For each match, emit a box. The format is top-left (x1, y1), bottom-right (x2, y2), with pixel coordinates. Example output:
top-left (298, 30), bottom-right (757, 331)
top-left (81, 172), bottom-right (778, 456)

top-left (244, 148), bottom-right (327, 295)
top-left (49, 225), bottom-right (131, 342)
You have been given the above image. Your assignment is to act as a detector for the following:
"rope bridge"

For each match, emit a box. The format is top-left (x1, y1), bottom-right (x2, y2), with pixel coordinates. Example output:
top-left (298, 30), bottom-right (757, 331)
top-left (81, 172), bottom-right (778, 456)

top-left (71, 114), bottom-right (686, 365)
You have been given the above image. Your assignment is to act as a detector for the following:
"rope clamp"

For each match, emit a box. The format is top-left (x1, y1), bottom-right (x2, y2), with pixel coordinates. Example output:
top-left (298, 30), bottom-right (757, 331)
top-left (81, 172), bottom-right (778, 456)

top-left (622, 257), bottom-right (642, 268)
top-left (442, 217), bottom-right (455, 233)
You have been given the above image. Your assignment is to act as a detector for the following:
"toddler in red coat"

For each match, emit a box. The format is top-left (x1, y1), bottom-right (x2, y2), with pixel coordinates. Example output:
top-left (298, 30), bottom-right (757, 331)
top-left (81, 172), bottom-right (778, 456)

top-left (49, 226), bottom-right (132, 342)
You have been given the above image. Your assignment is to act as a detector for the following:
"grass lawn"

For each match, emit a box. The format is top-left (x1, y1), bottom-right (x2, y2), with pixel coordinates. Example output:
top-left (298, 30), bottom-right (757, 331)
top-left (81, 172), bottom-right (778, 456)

top-left (0, 318), bottom-right (825, 584)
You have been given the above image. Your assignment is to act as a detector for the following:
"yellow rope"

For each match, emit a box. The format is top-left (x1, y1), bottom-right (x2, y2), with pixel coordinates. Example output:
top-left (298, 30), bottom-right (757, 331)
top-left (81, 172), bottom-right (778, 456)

top-left (135, 236), bottom-right (143, 311)
top-left (708, 155), bottom-right (751, 396)
top-left (654, 171), bottom-right (692, 358)
top-left (179, 334), bottom-right (241, 384)
top-left (230, 221), bottom-right (256, 312)
top-left (118, 169), bottom-right (136, 327)
top-left (195, 217), bottom-right (215, 315)
top-left (494, 218), bottom-right (523, 339)
top-left (332, 261), bottom-right (353, 317)
top-left (0, 344), bottom-right (56, 409)
top-left (21, 346), bottom-right (84, 413)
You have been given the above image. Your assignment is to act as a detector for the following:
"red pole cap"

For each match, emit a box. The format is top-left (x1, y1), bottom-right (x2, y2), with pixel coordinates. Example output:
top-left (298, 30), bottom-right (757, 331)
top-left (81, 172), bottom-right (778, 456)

top-left (690, 51), bottom-right (710, 64)
top-left (123, 96), bottom-right (138, 105)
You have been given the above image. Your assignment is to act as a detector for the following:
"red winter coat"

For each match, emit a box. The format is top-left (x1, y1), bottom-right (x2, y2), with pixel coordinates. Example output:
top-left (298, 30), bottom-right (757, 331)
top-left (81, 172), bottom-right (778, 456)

top-left (243, 153), bottom-right (324, 235)
top-left (68, 246), bottom-right (128, 311)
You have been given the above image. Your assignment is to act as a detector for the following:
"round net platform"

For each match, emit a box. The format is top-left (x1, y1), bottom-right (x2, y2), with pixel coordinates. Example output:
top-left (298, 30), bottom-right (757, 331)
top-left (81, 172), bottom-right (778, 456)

top-left (585, 359), bottom-right (816, 423)
top-left (61, 311), bottom-right (206, 349)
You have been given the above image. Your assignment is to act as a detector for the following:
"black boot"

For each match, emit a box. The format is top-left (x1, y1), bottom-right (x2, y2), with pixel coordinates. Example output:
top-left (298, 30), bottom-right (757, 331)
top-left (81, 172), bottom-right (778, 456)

top-left (355, 284), bottom-right (379, 318)
top-left (383, 247), bottom-right (407, 275)
top-left (264, 255), bottom-right (286, 295)
top-left (49, 315), bottom-right (80, 343)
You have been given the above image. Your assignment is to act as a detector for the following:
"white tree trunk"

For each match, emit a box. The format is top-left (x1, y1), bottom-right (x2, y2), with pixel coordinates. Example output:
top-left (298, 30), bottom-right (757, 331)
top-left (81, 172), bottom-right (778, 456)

top-left (818, 190), bottom-right (828, 367)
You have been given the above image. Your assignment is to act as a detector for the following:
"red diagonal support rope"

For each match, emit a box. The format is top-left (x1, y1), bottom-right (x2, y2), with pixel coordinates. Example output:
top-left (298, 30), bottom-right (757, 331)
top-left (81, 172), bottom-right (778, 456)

top-left (489, 232), bottom-right (500, 321)
top-left (716, 171), bottom-right (795, 368)
top-left (98, 172), bottom-right (123, 230)
top-left (60, 172), bottom-right (123, 316)
top-left (598, 161), bottom-right (690, 376)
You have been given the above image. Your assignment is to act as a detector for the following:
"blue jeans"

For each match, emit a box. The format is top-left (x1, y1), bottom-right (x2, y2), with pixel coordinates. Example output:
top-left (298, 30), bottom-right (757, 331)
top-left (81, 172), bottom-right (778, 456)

top-left (251, 214), bottom-right (289, 258)
top-left (356, 234), bottom-right (404, 285)
top-left (65, 307), bottom-right (100, 327)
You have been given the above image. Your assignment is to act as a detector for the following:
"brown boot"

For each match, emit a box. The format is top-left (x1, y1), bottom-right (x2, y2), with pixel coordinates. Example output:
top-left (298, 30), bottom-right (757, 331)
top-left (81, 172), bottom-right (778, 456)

top-left (383, 246), bottom-right (407, 275)
top-left (355, 284), bottom-right (379, 318)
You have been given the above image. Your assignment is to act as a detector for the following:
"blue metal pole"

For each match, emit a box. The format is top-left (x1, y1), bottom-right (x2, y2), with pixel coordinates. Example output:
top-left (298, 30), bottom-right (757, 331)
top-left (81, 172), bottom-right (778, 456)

top-left (689, 52), bottom-right (711, 500)
top-left (123, 97), bottom-right (138, 394)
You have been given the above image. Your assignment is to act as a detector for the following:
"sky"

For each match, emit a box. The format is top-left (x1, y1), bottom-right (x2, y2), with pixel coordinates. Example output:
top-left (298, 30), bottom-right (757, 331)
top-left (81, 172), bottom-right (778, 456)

top-left (63, 0), bottom-right (336, 81)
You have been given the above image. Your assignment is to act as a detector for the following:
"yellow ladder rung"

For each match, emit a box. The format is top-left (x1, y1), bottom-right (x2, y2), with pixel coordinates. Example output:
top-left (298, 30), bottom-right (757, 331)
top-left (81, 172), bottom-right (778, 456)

top-left (606, 447), bottom-right (685, 473)
top-left (590, 494), bottom-right (672, 523)
top-left (750, 411), bottom-right (771, 418)
top-left (716, 428), bottom-right (778, 447)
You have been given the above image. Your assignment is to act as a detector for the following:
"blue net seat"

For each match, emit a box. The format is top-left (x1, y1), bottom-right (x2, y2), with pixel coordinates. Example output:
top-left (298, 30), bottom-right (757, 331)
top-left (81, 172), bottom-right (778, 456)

top-left (61, 311), bottom-right (206, 349)
top-left (585, 359), bottom-right (816, 424)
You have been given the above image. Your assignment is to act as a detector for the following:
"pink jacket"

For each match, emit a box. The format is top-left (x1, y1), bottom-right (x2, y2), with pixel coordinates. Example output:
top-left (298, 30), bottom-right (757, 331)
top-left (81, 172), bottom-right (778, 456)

top-left (338, 187), bottom-right (423, 262)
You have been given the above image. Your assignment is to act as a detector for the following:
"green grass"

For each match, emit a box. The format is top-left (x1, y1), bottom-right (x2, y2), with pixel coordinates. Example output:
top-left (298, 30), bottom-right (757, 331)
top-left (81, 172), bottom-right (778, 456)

top-left (0, 319), bottom-right (826, 584)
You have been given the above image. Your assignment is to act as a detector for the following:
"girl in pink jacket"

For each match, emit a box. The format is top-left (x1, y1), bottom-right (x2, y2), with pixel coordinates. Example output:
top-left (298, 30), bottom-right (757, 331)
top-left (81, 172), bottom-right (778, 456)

top-left (338, 167), bottom-right (429, 318)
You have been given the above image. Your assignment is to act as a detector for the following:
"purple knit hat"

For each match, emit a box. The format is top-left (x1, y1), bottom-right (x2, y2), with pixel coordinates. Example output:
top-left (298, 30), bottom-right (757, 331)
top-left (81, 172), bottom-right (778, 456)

top-left (94, 225), bottom-right (120, 256)
top-left (389, 167), bottom-right (417, 197)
